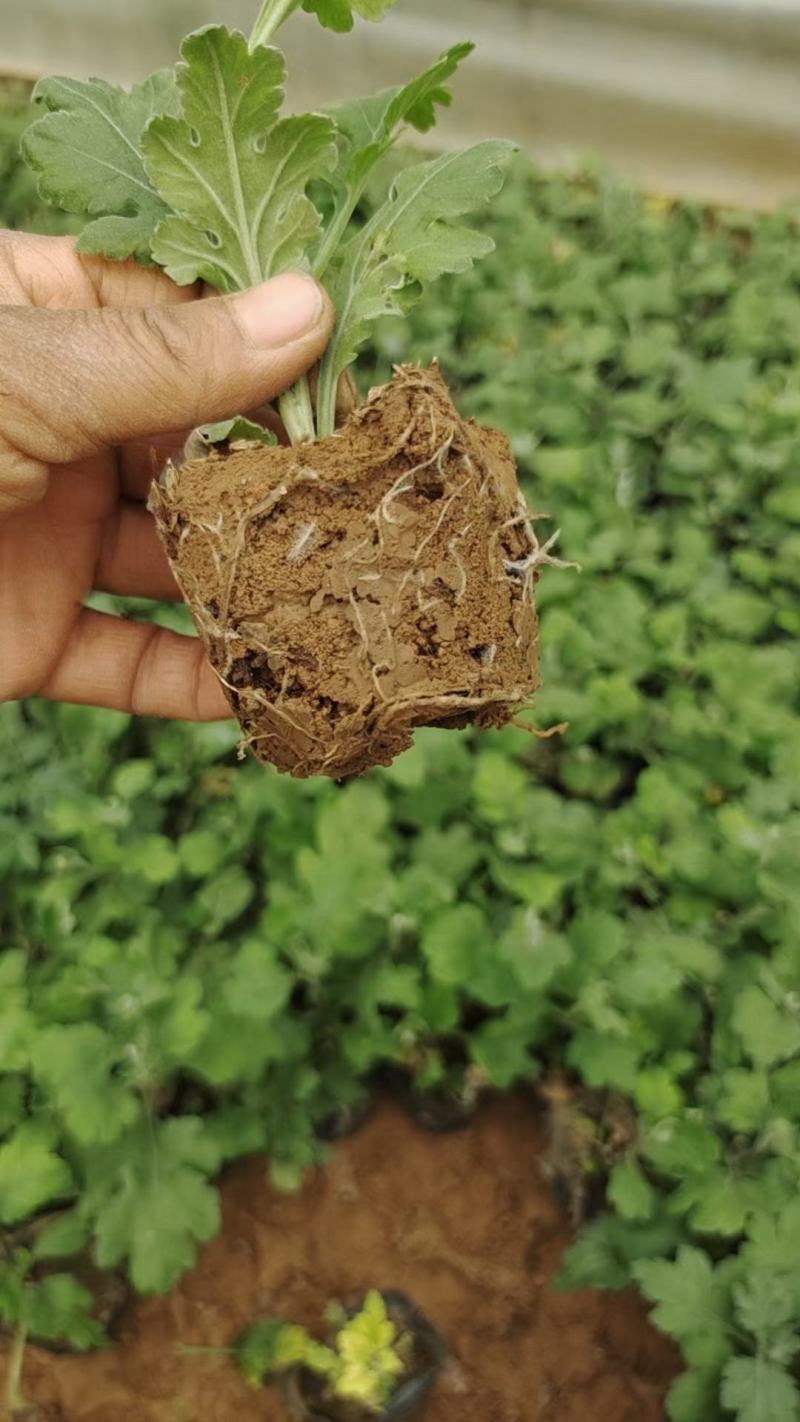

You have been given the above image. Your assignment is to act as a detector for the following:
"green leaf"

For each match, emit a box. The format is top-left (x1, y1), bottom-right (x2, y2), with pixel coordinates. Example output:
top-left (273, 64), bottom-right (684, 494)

top-left (23, 72), bottom-right (177, 260)
top-left (496, 909), bottom-right (571, 993)
top-left (144, 26), bottom-right (337, 291)
top-left (178, 828), bottom-right (230, 877)
top-left (196, 417), bottom-right (278, 448)
top-left (567, 1032), bottom-right (640, 1092)
top-left (330, 44), bottom-right (472, 165)
top-left (317, 140), bottom-right (514, 432)
top-left (713, 1069), bottom-right (771, 1133)
top-left (421, 903), bottom-right (487, 985)
top-left (634, 1247), bottom-right (734, 1370)
top-left (720, 1358), bottom-right (800, 1422)
top-left (670, 1168), bottom-right (753, 1237)
top-left (93, 1118), bottom-right (220, 1293)
top-left (302, 0), bottom-right (399, 32)
top-left (0, 1128), bottom-right (72, 1225)
top-left (642, 1116), bottom-right (721, 1177)
top-left (33, 1212), bottom-right (91, 1260)
top-left (666, 1369), bottom-right (724, 1422)
top-left (469, 1017), bottom-right (536, 1088)
top-left (32, 1025), bottom-right (139, 1146)
top-left (321, 43), bottom-right (474, 239)
top-left (235, 1317), bottom-right (304, 1385)
top-left (127, 832), bottom-right (180, 886)
top-left (732, 986), bottom-right (800, 1068)
top-left (556, 1215), bottom-right (685, 1292)
top-left (734, 1271), bottom-right (797, 1346)
top-left (27, 1274), bottom-right (106, 1350)
top-left (196, 864), bottom-right (255, 933)
top-left (607, 1160), bottom-right (656, 1220)
top-left (111, 759), bottom-right (156, 800)
top-left (223, 939), bottom-right (293, 1021)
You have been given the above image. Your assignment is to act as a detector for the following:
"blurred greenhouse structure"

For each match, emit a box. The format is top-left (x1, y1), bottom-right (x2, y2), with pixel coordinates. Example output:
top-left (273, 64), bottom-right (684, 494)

top-left (3, 0), bottom-right (800, 207)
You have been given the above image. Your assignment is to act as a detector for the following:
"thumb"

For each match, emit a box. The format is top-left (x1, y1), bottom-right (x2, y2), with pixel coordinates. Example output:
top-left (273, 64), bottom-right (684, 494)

top-left (0, 272), bottom-right (331, 505)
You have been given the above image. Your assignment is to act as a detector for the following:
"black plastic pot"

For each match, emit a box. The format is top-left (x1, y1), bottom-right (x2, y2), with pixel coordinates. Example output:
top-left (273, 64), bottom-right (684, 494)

top-left (402, 1084), bottom-right (480, 1135)
top-left (314, 1093), bottom-right (375, 1143)
top-left (280, 1291), bottom-right (445, 1422)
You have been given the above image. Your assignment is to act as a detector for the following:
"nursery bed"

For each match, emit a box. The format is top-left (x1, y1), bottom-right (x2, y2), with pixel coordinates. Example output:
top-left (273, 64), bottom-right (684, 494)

top-left (4, 1098), bottom-right (677, 1422)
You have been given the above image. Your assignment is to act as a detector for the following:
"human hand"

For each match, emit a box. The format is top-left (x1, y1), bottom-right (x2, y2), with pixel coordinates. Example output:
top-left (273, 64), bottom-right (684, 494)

top-left (0, 231), bottom-right (332, 720)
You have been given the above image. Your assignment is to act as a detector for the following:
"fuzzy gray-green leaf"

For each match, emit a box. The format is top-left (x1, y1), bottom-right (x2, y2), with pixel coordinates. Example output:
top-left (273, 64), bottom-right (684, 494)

top-left (316, 139), bottom-right (514, 433)
top-left (22, 72), bottom-right (178, 261)
top-left (143, 26), bottom-right (337, 292)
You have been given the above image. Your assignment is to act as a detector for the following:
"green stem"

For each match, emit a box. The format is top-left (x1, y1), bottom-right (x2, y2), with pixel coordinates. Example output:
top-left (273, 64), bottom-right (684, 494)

top-left (316, 354), bottom-right (338, 440)
top-left (6, 1320), bottom-right (28, 1414)
top-left (250, 0), bottom-right (303, 48)
top-left (176, 1345), bottom-right (234, 1358)
top-left (279, 374), bottom-right (317, 443)
top-left (314, 191), bottom-right (361, 283)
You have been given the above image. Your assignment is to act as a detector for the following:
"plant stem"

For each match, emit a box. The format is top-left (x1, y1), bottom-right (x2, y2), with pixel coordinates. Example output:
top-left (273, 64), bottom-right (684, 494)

top-left (316, 362), bottom-right (338, 440)
top-left (279, 374), bottom-right (317, 443)
top-left (176, 1345), bottom-right (235, 1358)
top-left (6, 1320), bottom-right (28, 1414)
top-left (314, 196), bottom-right (360, 283)
top-left (250, 0), bottom-right (303, 48)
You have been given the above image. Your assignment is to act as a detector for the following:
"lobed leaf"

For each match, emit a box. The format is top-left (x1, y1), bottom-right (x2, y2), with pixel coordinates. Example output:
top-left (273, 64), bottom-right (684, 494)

top-left (22, 71), bottom-right (178, 260)
top-left (302, 0), bottom-right (399, 33)
top-left (143, 26), bottom-right (337, 291)
top-left (316, 139), bottom-right (514, 432)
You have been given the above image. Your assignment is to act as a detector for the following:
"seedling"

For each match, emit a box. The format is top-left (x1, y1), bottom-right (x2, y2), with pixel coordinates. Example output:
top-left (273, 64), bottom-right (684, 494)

top-left (24, 0), bottom-right (561, 777)
top-left (237, 1290), bottom-right (405, 1410)
top-left (231, 1289), bottom-right (443, 1420)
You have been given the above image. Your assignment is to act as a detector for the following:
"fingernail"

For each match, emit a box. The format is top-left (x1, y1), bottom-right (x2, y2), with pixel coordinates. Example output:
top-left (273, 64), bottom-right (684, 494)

top-left (234, 273), bottom-right (325, 348)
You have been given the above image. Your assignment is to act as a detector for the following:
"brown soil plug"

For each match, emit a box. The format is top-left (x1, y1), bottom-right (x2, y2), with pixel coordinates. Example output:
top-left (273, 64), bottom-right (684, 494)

top-left (150, 365), bottom-right (560, 778)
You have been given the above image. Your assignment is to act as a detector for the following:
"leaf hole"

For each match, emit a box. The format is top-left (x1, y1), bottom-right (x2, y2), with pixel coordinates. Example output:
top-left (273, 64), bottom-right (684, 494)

top-left (205, 230), bottom-right (222, 250)
top-left (189, 127), bottom-right (201, 148)
top-left (252, 133), bottom-right (268, 155)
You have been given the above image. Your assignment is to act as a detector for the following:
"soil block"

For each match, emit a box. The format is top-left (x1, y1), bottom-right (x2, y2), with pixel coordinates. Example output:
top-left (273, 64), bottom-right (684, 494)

top-left (150, 365), bottom-right (550, 779)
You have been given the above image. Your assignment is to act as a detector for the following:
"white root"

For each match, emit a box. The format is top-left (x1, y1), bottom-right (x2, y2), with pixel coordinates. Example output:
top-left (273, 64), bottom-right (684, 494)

top-left (505, 528), bottom-right (579, 578)
top-left (288, 522), bottom-right (318, 564)
top-left (410, 470), bottom-right (464, 568)
top-left (446, 523), bottom-right (473, 604)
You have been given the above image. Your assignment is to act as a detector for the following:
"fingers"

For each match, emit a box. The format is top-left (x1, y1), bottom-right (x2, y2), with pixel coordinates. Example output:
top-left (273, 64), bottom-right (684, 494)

top-left (0, 271), bottom-right (333, 505)
top-left (0, 231), bottom-right (200, 312)
top-left (95, 503), bottom-right (181, 600)
top-left (40, 609), bottom-right (232, 721)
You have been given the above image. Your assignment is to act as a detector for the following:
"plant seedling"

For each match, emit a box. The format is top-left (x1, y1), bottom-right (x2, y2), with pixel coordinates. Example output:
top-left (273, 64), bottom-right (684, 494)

top-left (24, 0), bottom-right (563, 777)
top-left (236, 1289), bottom-right (416, 1415)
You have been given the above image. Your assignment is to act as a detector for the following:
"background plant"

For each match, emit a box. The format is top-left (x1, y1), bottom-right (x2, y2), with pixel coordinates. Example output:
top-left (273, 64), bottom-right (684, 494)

top-left (1, 91), bottom-right (800, 1421)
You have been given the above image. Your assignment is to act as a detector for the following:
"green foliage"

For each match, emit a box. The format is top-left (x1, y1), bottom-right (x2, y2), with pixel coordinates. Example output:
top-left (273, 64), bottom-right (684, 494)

top-left (0, 80), bottom-right (78, 235)
top-left (20, 16), bottom-right (500, 443)
top-left (0, 1250), bottom-right (104, 1352)
top-left (143, 28), bottom-right (337, 291)
top-left (302, 0), bottom-right (399, 31)
top-left (3, 135), bottom-right (800, 1416)
top-left (23, 72), bottom-right (178, 260)
top-left (316, 140), bottom-right (514, 433)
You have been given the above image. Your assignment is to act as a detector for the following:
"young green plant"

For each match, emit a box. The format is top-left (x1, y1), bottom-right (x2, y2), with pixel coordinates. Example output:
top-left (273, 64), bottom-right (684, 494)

top-left (236, 1289), bottom-right (407, 1411)
top-left (22, 0), bottom-right (546, 782)
top-left (23, 1), bottom-right (511, 444)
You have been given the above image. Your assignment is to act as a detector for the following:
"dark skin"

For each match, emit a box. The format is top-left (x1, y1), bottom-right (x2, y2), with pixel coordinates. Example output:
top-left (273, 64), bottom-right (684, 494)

top-left (0, 231), bottom-right (333, 719)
